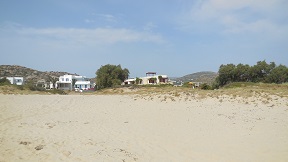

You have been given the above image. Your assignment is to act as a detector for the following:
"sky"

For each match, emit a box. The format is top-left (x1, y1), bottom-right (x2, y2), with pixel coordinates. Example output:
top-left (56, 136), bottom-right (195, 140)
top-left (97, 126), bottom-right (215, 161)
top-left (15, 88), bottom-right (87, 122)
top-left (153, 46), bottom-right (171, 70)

top-left (0, 0), bottom-right (287, 78)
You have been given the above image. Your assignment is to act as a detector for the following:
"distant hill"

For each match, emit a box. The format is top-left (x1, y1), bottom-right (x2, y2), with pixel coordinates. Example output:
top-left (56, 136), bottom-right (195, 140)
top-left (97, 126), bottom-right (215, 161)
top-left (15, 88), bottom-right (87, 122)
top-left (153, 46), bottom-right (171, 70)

top-left (174, 71), bottom-right (218, 84)
top-left (0, 65), bottom-right (78, 83)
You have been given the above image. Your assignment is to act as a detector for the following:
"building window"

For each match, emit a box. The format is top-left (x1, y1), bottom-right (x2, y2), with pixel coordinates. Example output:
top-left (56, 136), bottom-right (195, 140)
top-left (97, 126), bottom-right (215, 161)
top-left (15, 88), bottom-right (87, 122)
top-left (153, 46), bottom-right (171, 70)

top-left (62, 78), bottom-right (64, 81)
top-left (66, 78), bottom-right (69, 81)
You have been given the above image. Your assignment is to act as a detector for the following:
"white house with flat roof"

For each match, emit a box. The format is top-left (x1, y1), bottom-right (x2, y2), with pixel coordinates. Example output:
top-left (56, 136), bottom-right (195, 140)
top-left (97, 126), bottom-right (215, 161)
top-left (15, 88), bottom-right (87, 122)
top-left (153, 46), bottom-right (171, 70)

top-left (123, 78), bottom-right (136, 85)
top-left (56, 74), bottom-right (95, 91)
top-left (141, 72), bottom-right (169, 85)
top-left (4, 77), bottom-right (25, 85)
top-left (123, 72), bottom-right (169, 85)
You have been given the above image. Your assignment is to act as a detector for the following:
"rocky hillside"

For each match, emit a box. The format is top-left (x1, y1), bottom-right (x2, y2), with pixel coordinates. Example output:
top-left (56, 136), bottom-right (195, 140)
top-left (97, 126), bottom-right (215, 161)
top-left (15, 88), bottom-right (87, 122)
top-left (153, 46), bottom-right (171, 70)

top-left (0, 65), bottom-right (77, 83)
top-left (174, 71), bottom-right (218, 84)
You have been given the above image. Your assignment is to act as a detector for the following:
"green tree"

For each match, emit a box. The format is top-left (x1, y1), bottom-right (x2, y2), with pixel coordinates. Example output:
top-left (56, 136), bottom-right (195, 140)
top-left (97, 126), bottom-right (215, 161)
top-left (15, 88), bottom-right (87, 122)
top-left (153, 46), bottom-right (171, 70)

top-left (266, 65), bottom-right (288, 84)
top-left (217, 64), bottom-right (236, 86)
top-left (47, 76), bottom-right (58, 89)
top-left (215, 60), bottom-right (279, 87)
top-left (95, 64), bottom-right (129, 89)
top-left (249, 61), bottom-right (275, 82)
top-left (235, 63), bottom-right (250, 82)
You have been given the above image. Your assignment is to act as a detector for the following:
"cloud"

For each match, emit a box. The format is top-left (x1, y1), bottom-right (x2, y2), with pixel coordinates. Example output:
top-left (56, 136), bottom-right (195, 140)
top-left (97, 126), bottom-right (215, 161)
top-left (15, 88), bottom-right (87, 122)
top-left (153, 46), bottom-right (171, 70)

top-left (84, 19), bottom-right (96, 23)
top-left (87, 13), bottom-right (118, 23)
top-left (0, 24), bottom-right (164, 45)
top-left (143, 22), bottom-right (157, 32)
top-left (178, 0), bottom-right (288, 36)
top-left (97, 14), bottom-right (118, 23)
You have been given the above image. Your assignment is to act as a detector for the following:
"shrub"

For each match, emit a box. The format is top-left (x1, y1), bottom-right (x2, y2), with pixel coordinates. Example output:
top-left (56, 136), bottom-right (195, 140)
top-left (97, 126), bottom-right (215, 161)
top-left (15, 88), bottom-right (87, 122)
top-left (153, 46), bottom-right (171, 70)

top-left (211, 81), bottom-right (220, 89)
top-left (25, 83), bottom-right (46, 91)
top-left (0, 77), bottom-right (11, 86)
top-left (200, 83), bottom-right (212, 90)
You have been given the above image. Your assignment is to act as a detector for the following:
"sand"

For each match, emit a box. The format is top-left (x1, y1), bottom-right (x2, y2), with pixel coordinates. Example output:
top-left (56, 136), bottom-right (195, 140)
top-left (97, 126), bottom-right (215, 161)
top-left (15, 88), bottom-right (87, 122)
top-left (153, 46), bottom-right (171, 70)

top-left (0, 94), bottom-right (288, 162)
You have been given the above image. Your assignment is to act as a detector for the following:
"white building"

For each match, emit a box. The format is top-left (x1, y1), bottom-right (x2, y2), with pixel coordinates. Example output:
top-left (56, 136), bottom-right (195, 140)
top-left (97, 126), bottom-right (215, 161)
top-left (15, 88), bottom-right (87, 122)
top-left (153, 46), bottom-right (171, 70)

top-left (5, 77), bottom-right (25, 85)
top-left (141, 72), bottom-right (169, 85)
top-left (123, 78), bottom-right (136, 85)
top-left (123, 72), bottom-right (169, 85)
top-left (56, 74), bottom-right (95, 91)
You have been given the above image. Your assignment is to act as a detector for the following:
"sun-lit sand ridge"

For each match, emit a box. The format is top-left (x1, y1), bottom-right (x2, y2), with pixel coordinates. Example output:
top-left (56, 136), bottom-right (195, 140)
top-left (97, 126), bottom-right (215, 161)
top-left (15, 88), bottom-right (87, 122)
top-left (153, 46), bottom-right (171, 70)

top-left (0, 92), bottom-right (288, 162)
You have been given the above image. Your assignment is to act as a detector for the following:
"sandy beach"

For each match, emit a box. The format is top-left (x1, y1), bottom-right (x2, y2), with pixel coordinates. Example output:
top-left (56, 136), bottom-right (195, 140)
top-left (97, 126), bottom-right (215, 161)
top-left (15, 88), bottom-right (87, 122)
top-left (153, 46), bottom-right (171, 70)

top-left (0, 94), bottom-right (288, 162)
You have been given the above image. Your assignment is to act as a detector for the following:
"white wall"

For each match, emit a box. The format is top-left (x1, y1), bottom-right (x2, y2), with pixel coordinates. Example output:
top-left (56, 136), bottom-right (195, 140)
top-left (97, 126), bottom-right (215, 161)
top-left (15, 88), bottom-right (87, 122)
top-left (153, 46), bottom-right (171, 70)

top-left (5, 77), bottom-right (24, 85)
top-left (75, 81), bottom-right (92, 90)
top-left (57, 75), bottom-right (93, 90)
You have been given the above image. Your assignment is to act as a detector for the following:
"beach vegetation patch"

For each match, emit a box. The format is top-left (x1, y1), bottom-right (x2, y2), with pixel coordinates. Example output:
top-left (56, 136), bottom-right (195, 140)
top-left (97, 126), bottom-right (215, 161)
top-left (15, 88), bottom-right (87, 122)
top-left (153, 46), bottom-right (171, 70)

top-left (95, 64), bottom-right (129, 89)
top-left (215, 60), bottom-right (288, 87)
top-left (0, 77), bottom-right (11, 86)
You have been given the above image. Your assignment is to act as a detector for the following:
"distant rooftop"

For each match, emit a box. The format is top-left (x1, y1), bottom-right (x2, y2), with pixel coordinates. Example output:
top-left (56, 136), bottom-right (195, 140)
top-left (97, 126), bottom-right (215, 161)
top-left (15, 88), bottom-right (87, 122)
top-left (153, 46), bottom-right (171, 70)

top-left (146, 72), bottom-right (156, 76)
top-left (146, 72), bottom-right (156, 74)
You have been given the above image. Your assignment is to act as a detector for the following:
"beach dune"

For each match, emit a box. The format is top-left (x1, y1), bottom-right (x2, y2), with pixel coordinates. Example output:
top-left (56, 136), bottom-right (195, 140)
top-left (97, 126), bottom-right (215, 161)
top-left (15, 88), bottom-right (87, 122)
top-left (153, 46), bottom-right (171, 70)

top-left (0, 94), bottom-right (287, 162)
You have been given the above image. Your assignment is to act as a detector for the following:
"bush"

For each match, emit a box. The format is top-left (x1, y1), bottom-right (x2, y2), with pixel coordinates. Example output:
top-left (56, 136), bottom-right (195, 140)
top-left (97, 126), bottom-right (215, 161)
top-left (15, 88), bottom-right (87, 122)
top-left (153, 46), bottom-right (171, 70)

top-left (200, 83), bottom-right (212, 90)
top-left (25, 83), bottom-right (46, 91)
top-left (211, 81), bottom-right (220, 89)
top-left (0, 77), bottom-right (11, 86)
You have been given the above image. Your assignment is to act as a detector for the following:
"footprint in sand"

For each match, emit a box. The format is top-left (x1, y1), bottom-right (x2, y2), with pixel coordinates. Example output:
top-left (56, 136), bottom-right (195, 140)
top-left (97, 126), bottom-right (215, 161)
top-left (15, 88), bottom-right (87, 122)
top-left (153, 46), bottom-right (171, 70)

top-left (45, 123), bottom-right (56, 129)
top-left (35, 145), bottom-right (44, 150)
top-left (19, 141), bottom-right (31, 145)
top-left (62, 150), bottom-right (71, 157)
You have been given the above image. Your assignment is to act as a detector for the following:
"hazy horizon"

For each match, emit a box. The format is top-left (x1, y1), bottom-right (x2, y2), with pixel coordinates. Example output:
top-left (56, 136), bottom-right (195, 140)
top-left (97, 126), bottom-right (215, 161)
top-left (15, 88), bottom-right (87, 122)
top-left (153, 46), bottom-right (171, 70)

top-left (1, 0), bottom-right (287, 78)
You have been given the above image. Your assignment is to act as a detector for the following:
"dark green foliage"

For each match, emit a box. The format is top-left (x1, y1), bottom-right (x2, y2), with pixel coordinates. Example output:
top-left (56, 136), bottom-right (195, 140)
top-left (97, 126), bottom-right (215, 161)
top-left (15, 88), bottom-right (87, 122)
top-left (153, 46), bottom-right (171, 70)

top-left (235, 63), bottom-right (250, 82)
top-left (216, 60), bottom-right (288, 86)
top-left (249, 61), bottom-right (276, 82)
top-left (25, 82), bottom-right (46, 91)
top-left (200, 83), bottom-right (212, 90)
top-left (265, 65), bottom-right (288, 84)
top-left (211, 80), bottom-right (220, 89)
top-left (217, 64), bottom-right (236, 86)
top-left (95, 64), bottom-right (129, 89)
top-left (0, 77), bottom-right (11, 86)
